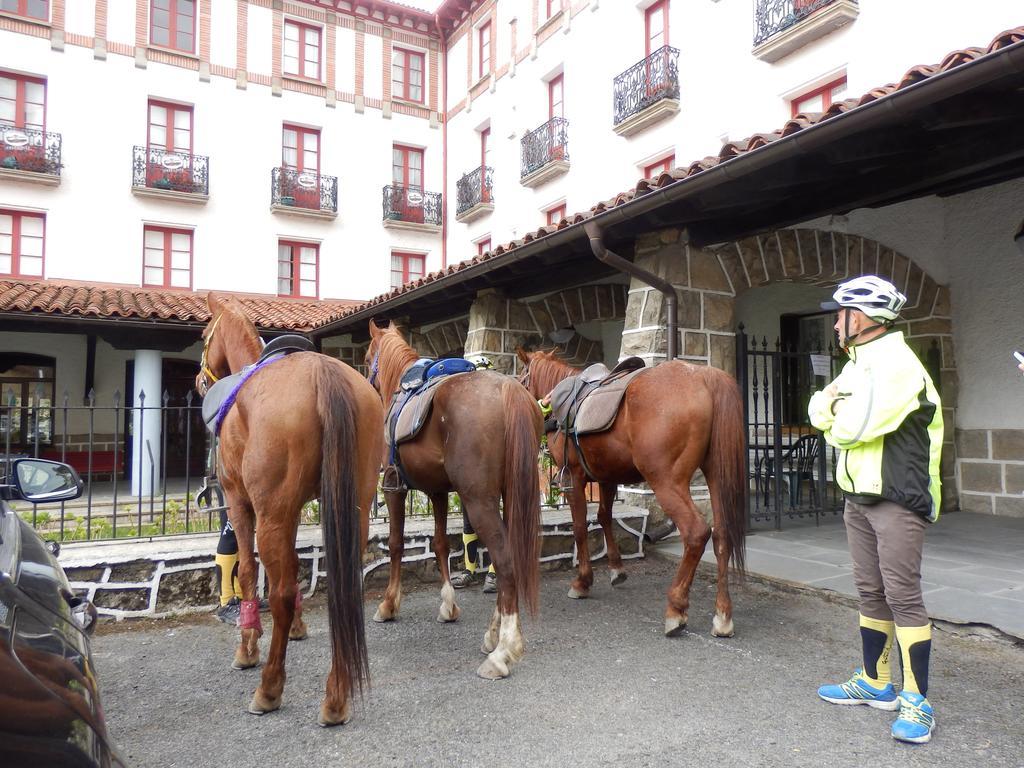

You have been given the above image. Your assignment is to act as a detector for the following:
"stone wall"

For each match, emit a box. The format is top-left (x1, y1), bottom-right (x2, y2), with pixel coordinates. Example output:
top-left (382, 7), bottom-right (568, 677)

top-left (622, 226), bottom-right (960, 512)
top-left (956, 429), bottom-right (1024, 517)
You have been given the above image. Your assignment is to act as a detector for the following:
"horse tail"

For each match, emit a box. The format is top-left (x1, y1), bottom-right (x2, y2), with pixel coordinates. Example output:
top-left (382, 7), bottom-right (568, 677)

top-left (501, 378), bottom-right (543, 617)
top-left (316, 361), bottom-right (369, 698)
top-left (704, 367), bottom-right (747, 575)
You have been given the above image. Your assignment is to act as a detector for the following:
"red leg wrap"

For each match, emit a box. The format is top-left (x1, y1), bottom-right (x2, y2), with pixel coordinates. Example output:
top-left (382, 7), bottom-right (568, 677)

top-left (294, 589), bottom-right (302, 610)
top-left (239, 599), bottom-right (262, 631)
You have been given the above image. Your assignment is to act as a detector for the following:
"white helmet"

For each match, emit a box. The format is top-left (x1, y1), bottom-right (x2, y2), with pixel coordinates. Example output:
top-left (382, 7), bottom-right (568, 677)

top-left (821, 275), bottom-right (906, 322)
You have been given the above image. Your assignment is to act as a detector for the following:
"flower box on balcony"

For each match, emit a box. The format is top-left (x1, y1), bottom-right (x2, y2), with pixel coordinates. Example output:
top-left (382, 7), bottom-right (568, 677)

top-left (752, 0), bottom-right (859, 62)
top-left (131, 146), bottom-right (209, 203)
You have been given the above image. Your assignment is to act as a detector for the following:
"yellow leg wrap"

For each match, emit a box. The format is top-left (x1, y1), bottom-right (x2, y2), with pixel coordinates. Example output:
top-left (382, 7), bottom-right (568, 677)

top-left (859, 614), bottom-right (895, 685)
top-left (214, 553), bottom-right (239, 607)
top-left (462, 532), bottom-right (479, 573)
top-left (896, 624), bottom-right (932, 696)
top-left (487, 564), bottom-right (495, 574)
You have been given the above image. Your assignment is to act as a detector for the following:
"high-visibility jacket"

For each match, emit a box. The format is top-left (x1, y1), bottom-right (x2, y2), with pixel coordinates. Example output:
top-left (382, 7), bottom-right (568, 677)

top-left (808, 330), bottom-right (943, 522)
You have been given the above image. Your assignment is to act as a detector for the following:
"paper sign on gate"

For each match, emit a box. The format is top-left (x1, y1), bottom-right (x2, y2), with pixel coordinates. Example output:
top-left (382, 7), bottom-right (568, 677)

top-left (810, 354), bottom-right (831, 377)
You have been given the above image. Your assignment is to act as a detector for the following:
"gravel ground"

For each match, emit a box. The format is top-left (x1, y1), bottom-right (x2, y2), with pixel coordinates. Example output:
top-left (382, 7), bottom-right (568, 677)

top-left (94, 554), bottom-right (1024, 768)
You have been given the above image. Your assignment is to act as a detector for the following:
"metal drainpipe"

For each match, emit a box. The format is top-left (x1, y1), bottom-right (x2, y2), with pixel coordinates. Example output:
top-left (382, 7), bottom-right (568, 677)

top-left (584, 220), bottom-right (677, 360)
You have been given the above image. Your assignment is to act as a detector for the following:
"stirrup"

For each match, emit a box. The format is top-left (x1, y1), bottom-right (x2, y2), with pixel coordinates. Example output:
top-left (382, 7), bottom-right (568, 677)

top-left (555, 466), bottom-right (574, 493)
top-left (381, 465), bottom-right (407, 493)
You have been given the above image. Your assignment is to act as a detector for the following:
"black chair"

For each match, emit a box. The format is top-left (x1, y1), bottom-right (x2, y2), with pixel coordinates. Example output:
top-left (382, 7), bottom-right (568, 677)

top-left (758, 433), bottom-right (822, 508)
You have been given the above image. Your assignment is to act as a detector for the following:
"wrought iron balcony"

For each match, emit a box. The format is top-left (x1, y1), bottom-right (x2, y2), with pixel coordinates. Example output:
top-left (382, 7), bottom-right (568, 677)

top-left (132, 146), bottom-right (209, 195)
top-left (382, 184), bottom-right (442, 227)
top-left (456, 166), bottom-right (494, 216)
top-left (754, 0), bottom-right (856, 47)
top-left (613, 46), bottom-right (680, 127)
top-left (0, 125), bottom-right (62, 176)
top-left (520, 117), bottom-right (569, 180)
top-left (271, 167), bottom-right (337, 213)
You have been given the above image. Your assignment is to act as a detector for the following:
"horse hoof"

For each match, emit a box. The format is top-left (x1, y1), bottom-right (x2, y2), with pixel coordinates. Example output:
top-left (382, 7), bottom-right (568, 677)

top-left (609, 569), bottom-right (627, 587)
top-left (567, 586), bottom-right (589, 599)
top-left (476, 655), bottom-right (510, 680)
top-left (318, 701), bottom-right (351, 727)
top-left (712, 613), bottom-right (735, 638)
top-left (289, 621), bottom-right (308, 641)
top-left (373, 606), bottom-right (395, 623)
top-left (247, 691), bottom-right (281, 715)
top-left (232, 651), bottom-right (260, 670)
top-left (437, 603), bottom-right (460, 623)
top-left (664, 614), bottom-right (688, 637)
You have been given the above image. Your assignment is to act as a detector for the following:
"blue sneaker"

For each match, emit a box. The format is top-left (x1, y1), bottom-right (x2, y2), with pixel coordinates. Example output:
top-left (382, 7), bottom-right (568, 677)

top-left (817, 669), bottom-right (900, 710)
top-left (891, 691), bottom-right (935, 744)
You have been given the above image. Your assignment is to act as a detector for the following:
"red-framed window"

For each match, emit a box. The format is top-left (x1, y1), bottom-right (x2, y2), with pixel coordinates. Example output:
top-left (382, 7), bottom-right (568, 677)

top-left (392, 144), bottom-right (424, 189)
top-left (544, 0), bottom-right (560, 20)
top-left (390, 251), bottom-right (425, 289)
top-left (476, 238), bottom-right (491, 256)
top-left (546, 204), bottom-right (566, 226)
top-left (143, 226), bottom-right (192, 288)
top-left (0, 71), bottom-right (45, 130)
top-left (645, 0), bottom-right (669, 55)
top-left (282, 124), bottom-right (319, 173)
top-left (480, 128), bottom-right (491, 202)
top-left (791, 76), bottom-right (847, 117)
top-left (148, 100), bottom-right (192, 153)
top-left (278, 241), bottom-right (318, 298)
top-left (644, 154), bottom-right (674, 179)
top-left (392, 47), bottom-right (425, 103)
top-left (149, 0), bottom-right (196, 53)
top-left (284, 19), bottom-right (322, 80)
top-left (0, 0), bottom-right (48, 21)
top-left (478, 21), bottom-right (492, 79)
top-left (548, 74), bottom-right (564, 120)
top-left (0, 209), bottom-right (44, 278)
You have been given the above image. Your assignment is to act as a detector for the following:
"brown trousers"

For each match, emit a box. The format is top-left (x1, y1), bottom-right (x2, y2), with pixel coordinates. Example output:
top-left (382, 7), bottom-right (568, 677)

top-left (844, 498), bottom-right (929, 626)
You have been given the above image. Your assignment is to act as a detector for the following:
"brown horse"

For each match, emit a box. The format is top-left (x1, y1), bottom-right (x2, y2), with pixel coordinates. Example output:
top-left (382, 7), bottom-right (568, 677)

top-left (195, 295), bottom-right (383, 725)
top-left (366, 321), bottom-right (542, 679)
top-left (516, 348), bottom-right (747, 637)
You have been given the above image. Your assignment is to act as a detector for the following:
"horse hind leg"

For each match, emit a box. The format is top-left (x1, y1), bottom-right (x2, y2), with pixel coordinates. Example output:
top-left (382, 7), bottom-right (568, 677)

top-left (565, 468), bottom-right (595, 599)
top-left (597, 481), bottom-right (627, 587)
top-left (289, 587), bottom-right (308, 641)
top-left (476, 523), bottom-right (524, 680)
top-left (477, 611), bottom-right (525, 681)
top-left (707, 472), bottom-right (735, 638)
top-left (652, 484), bottom-right (711, 638)
top-left (373, 489), bottom-right (407, 623)
top-left (429, 492), bottom-right (461, 624)
top-left (227, 495), bottom-right (261, 671)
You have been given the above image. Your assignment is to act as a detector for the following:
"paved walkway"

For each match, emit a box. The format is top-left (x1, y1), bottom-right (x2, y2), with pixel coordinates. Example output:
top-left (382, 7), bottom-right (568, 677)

top-left (656, 511), bottom-right (1024, 640)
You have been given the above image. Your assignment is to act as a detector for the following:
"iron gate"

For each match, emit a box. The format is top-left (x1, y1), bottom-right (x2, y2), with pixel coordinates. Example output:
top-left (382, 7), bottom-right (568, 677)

top-left (735, 324), bottom-right (845, 529)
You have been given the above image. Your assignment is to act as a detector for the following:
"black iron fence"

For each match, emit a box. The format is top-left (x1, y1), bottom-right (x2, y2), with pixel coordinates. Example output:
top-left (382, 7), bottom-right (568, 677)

top-left (132, 145), bottom-right (209, 195)
top-left (520, 117), bottom-right (569, 179)
top-left (271, 166), bottom-right (338, 213)
top-left (612, 46), bottom-right (680, 126)
top-left (753, 0), bottom-right (852, 46)
top-left (1, 125), bottom-right (62, 175)
top-left (456, 165), bottom-right (494, 215)
top-left (736, 326), bottom-right (845, 529)
top-left (382, 184), bottom-right (443, 226)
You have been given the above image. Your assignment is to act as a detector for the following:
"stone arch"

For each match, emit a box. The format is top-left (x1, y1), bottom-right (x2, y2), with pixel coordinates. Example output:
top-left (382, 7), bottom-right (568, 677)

top-left (407, 317), bottom-right (469, 358)
top-left (464, 284), bottom-right (628, 373)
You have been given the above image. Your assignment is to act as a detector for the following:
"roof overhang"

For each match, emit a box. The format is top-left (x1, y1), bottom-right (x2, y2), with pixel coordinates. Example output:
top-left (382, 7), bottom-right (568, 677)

top-left (315, 37), bottom-right (1024, 342)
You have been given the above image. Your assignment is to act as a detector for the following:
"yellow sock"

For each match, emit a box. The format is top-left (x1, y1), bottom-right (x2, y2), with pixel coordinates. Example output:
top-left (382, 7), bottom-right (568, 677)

top-left (896, 624), bottom-right (932, 696)
top-left (859, 614), bottom-right (895, 685)
top-left (462, 532), bottom-right (479, 573)
top-left (214, 553), bottom-right (238, 607)
top-left (487, 564), bottom-right (495, 574)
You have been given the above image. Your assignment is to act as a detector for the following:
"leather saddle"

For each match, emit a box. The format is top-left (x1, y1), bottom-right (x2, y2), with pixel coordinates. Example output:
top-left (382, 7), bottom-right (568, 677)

top-left (547, 356), bottom-right (647, 438)
top-left (201, 335), bottom-right (315, 434)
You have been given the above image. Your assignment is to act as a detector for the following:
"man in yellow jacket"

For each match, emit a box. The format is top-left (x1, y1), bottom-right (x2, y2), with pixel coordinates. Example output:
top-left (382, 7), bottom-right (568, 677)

top-left (808, 275), bottom-right (943, 745)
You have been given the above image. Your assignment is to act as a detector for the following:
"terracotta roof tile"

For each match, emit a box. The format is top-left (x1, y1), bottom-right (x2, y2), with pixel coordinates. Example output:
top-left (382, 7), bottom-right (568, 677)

top-left (0, 279), bottom-right (358, 332)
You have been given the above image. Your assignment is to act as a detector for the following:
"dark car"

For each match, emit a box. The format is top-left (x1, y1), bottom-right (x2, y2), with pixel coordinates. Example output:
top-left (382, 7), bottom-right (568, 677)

top-left (0, 458), bottom-right (125, 767)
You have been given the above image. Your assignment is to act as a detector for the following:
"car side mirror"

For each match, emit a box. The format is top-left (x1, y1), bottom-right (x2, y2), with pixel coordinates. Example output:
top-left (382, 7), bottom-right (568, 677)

top-left (11, 459), bottom-right (84, 503)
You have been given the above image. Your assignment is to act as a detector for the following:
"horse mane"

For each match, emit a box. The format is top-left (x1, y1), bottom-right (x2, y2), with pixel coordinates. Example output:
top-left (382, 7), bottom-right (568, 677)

top-left (529, 349), bottom-right (580, 398)
top-left (374, 326), bottom-right (420, 407)
top-left (211, 299), bottom-right (263, 372)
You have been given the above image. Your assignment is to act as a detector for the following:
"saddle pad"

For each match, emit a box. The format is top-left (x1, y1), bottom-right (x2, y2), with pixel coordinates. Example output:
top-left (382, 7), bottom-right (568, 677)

top-left (387, 374), bottom-right (463, 446)
top-left (202, 372), bottom-right (244, 432)
top-left (575, 367), bottom-right (648, 436)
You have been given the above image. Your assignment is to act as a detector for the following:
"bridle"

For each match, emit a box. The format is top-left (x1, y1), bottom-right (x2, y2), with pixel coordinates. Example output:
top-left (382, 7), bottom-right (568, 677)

top-left (197, 314), bottom-right (223, 396)
top-left (368, 346), bottom-right (381, 390)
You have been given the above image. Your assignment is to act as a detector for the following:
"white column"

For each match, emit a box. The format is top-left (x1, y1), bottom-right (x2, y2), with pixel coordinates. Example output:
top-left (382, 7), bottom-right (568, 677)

top-left (131, 349), bottom-right (162, 496)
